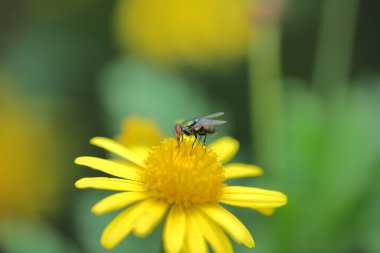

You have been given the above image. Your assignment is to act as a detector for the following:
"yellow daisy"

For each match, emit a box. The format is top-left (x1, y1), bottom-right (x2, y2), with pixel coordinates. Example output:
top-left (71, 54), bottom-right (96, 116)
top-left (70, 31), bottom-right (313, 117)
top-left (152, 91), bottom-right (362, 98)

top-left (75, 136), bottom-right (287, 252)
top-left (0, 83), bottom-right (60, 218)
top-left (114, 0), bottom-right (251, 67)
top-left (116, 116), bottom-right (164, 158)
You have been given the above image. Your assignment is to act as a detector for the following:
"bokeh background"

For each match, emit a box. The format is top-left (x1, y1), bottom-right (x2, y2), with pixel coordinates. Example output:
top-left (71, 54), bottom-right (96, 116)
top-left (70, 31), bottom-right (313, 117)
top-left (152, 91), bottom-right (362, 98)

top-left (1, 0), bottom-right (379, 252)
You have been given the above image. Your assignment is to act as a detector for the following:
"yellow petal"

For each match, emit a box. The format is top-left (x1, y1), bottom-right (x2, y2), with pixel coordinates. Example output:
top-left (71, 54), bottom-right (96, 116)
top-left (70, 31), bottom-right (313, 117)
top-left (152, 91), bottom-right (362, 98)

top-left (193, 210), bottom-right (233, 253)
top-left (208, 137), bottom-right (239, 163)
top-left (186, 209), bottom-right (208, 253)
top-left (130, 146), bottom-right (150, 160)
top-left (90, 137), bottom-right (145, 167)
top-left (252, 208), bottom-right (275, 216)
top-left (223, 186), bottom-right (286, 196)
top-left (220, 186), bottom-right (287, 208)
top-left (133, 200), bottom-right (168, 237)
top-left (101, 198), bottom-right (154, 249)
top-left (221, 193), bottom-right (285, 203)
top-left (74, 177), bottom-right (145, 192)
top-left (110, 160), bottom-right (143, 169)
top-left (163, 205), bottom-right (187, 253)
top-left (221, 200), bottom-right (286, 208)
top-left (91, 192), bottom-right (149, 215)
top-left (224, 163), bottom-right (263, 179)
top-left (75, 156), bottom-right (142, 181)
top-left (199, 205), bottom-right (254, 248)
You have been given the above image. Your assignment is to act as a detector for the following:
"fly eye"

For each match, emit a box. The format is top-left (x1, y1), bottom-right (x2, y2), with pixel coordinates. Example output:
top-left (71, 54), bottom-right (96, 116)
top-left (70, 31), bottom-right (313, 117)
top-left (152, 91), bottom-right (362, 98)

top-left (174, 124), bottom-right (182, 137)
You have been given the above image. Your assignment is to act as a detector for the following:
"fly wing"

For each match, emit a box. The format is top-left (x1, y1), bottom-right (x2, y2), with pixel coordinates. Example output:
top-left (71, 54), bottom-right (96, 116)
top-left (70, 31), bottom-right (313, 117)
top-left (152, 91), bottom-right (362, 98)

top-left (194, 118), bottom-right (227, 129)
top-left (202, 112), bottom-right (224, 119)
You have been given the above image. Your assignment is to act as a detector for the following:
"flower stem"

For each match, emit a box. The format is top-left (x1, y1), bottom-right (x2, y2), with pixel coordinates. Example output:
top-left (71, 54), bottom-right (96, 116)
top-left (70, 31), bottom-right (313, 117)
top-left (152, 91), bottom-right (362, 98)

top-left (159, 240), bottom-right (165, 253)
top-left (248, 23), bottom-right (283, 166)
top-left (312, 0), bottom-right (359, 94)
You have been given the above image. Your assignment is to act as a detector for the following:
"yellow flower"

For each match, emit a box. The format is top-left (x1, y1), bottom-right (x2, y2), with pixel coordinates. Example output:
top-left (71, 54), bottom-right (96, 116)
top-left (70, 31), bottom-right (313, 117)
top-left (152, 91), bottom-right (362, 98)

top-left (114, 0), bottom-right (251, 67)
top-left (117, 116), bottom-right (164, 158)
top-left (0, 85), bottom-right (60, 218)
top-left (75, 136), bottom-right (287, 252)
top-left (117, 116), bottom-right (163, 147)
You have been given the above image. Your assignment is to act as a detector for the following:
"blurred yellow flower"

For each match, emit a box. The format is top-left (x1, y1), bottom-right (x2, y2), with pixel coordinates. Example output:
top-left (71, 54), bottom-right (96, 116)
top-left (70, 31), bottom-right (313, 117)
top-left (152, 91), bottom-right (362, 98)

top-left (114, 0), bottom-right (251, 67)
top-left (117, 116), bottom-right (163, 147)
top-left (0, 86), bottom-right (60, 218)
top-left (117, 116), bottom-right (163, 157)
top-left (75, 135), bottom-right (287, 252)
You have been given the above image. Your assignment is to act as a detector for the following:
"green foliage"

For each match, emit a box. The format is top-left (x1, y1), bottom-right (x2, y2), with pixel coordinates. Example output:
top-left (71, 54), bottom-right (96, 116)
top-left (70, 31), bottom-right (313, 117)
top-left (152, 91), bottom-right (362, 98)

top-left (0, 220), bottom-right (79, 253)
top-left (255, 83), bottom-right (380, 253)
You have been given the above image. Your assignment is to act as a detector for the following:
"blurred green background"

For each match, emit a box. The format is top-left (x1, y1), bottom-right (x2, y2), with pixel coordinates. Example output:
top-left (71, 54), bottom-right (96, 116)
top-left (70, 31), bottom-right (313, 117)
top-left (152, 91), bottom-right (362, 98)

top-left (0, 0), bottom-right (379, 252)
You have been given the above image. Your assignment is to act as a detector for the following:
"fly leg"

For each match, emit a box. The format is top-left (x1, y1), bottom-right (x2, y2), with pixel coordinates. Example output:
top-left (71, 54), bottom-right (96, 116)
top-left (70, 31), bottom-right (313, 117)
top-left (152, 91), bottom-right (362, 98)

top-left (203, 135), bottom-right (207, 154)
top-left (191, 134), bottom-right (197, 155)
top-left (203, 134), bottom-right (207, 145)
top-left (192, 134), bottom-right (198, 149)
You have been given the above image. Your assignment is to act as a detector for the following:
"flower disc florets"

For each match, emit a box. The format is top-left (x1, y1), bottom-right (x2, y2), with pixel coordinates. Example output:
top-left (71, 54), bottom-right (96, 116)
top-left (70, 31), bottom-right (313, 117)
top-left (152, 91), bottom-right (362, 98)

top-left (143, 138), bottom-right (225, 207)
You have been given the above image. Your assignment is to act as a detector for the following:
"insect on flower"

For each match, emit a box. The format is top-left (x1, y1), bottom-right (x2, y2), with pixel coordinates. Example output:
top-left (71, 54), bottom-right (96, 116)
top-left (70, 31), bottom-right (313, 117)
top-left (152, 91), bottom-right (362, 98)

top-left (174, 112), bottom-right (227, 148)
top-left (74, 117), bottom-right (288, 252)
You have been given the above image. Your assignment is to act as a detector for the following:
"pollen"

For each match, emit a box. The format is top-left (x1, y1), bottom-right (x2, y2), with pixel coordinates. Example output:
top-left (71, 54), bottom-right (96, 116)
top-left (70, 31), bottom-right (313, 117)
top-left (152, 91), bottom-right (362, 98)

top-left (143, 138), bottom-right (225, 208)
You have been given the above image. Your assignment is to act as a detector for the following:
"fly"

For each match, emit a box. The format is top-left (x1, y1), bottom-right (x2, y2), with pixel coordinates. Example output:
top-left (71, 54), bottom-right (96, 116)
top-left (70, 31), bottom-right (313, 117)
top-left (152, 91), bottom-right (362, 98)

top-left (173, 112), bottom-right (227, 148)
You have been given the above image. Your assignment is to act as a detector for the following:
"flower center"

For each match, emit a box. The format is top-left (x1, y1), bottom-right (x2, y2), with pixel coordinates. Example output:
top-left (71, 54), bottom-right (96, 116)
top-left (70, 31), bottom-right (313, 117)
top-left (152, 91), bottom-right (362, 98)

top-left (143, 138), bottom-right (225, 207)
